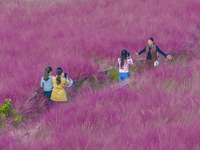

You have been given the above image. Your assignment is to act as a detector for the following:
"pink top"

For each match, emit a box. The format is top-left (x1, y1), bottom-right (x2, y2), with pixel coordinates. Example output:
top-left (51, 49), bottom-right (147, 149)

top-left (118, 58), bottom-right (133, 73)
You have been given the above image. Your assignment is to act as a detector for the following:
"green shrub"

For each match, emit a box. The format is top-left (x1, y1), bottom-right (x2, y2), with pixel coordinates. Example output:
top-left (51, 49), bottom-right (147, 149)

top-left (0, 99), bottom-right (22, 126)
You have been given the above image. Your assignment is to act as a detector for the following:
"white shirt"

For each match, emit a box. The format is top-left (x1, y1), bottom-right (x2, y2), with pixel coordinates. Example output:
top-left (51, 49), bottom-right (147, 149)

top-left (118, 58), bottom-right (133, 73)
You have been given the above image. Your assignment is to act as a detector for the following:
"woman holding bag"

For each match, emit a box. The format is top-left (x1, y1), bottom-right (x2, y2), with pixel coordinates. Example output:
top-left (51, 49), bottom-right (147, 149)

top-left (51, 67), bottom-right (71, 102)
top-left (136, 37), bottom-right (172, 70)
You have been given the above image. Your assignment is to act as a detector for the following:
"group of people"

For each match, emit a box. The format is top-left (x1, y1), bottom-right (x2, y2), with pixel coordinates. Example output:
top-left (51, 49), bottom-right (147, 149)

top-left (118, 37), bottom-right (172, 85)
top-left (41, 37), bottom-right (172, 101)
top-left (40, 67), bottom-right (72, 104)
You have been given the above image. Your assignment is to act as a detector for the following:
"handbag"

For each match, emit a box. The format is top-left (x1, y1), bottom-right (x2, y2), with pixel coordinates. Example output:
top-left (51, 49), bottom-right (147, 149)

top-left (154, 60), bottom-right (159, 66)
top-left (65, 78), bottom-right (73, 87)
top-left (61, 78), bottom-right (73, 88)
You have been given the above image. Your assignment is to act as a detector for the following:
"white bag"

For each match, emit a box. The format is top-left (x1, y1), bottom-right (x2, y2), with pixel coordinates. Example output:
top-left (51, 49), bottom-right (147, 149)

top-left (154, 61), bottom-right (159, 66)
top-left (65, 78), bottom-right (73, 87)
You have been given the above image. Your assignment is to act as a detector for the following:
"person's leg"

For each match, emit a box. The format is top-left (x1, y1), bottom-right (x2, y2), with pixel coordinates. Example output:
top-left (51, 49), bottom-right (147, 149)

top-left (150, 60), bottom-right (154, 69)
top-left (120, 73), bottom-right (127, 85)
top-left (145, 60), bottom-right (149, 70)
top-left (43, 91), bottom-right (50, 100)
top-left (46, 91), bottom-right (52, 100)
top-left (119, 73), bottom-right (127, 85)
top-left (119, 73), bottom-right (123, 85)
top-left (124, 72), bottom-right (130, 84)
top-left (47, 91), bottom-right (54, 106)
top-left (44, 91), bottom-right (54, 109)
top-left (146, 60), bottom-right (153, 70)
top-left (44, 91), bottom-right (53, 101)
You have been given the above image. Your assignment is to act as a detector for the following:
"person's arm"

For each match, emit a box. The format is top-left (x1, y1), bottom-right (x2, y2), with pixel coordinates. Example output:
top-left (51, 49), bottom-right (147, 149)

top-left (137, 47), bottom-right (146, 55)
top-left (40, 78), bottom-right (44, 88)
top-left (118, 58), bottom-right (120, 67)
top-left (127, 58), bottom-right (133, 65)
top-left (61, 72), bottom-right (65, 78)
top-left (156, 46), bottom-right (167, 57)
top-left (63, 77), bottom-right (70, 86)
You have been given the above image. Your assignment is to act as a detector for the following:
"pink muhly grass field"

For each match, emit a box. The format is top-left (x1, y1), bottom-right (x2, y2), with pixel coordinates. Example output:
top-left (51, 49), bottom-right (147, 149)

top-left (0, 0), bottom-right (200, 149)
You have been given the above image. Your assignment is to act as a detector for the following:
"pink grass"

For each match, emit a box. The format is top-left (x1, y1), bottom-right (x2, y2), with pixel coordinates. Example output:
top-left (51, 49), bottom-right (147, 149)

top-left (0, 0), bottom-right (200, 149)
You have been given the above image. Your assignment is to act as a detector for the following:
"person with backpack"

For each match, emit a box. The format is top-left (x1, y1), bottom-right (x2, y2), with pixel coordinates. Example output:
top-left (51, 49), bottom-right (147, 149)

top-left (40, 67), bottom-right (54, 104)
top-left (118, 50), bottom-right (133, 85)
top-left (136, 37), bottom-right (172, 70)
top-left (51, 68), bottom-right (70, 102)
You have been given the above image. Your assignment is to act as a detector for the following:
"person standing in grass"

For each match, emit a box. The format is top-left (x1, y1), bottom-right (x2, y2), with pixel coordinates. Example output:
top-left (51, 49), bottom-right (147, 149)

top-left (136, 37), bottom-right (172, 70)
top-left (51, 68), bottom-right (70, 102)
top-left (118, 50), bottom-right (133, 85)
top-left (40, 67), bottom-right (54, 105)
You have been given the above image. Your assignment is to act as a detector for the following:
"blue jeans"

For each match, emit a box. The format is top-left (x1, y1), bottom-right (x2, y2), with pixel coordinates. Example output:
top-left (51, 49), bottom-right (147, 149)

top-left (119, 72), bottom-right (129, 85)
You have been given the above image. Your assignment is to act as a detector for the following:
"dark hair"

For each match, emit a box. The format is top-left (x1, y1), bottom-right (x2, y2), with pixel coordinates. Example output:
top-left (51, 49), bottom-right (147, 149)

top-left (44, 67), bottom-right (52, 81)
top-left (56, 67), bottom-right (63, 85)
top-left (148, 37), bottom-right (154, 42)
top-left (120, 50), bottom-right (128, 68)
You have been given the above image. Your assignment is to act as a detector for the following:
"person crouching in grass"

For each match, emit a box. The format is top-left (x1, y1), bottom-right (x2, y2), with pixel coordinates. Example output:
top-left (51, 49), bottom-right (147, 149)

top-left (51, 68), bottom-right (70, 102)
top-left (40, 67), bottom-right (54, 106)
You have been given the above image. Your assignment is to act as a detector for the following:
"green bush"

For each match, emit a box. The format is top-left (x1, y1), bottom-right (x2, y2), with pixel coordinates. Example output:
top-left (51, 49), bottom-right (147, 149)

top-left (0, 99), bottom-right (22, 125)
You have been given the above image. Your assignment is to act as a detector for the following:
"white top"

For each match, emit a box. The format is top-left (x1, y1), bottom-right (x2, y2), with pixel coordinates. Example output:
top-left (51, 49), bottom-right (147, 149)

top-left (118, 58), bottom-right (133, 73)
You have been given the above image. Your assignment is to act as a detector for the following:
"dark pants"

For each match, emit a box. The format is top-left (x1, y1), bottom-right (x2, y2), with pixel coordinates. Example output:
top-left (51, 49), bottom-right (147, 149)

top-left (44, 91), bottom-right (54, 106)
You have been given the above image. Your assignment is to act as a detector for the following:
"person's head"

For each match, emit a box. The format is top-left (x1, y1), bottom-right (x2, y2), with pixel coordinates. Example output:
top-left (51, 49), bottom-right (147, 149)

top-left (148, 37), bottom-right (154, 46)
top-left (43, 67), bottom-right (52, 81)
top-left (56, 67), bottom-right (63, 85)
top-left (120, 50), bottom-right (128, 68)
